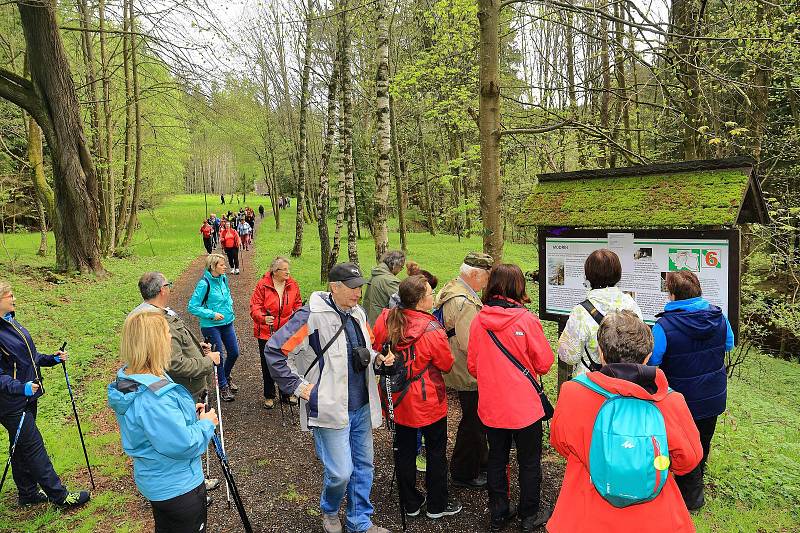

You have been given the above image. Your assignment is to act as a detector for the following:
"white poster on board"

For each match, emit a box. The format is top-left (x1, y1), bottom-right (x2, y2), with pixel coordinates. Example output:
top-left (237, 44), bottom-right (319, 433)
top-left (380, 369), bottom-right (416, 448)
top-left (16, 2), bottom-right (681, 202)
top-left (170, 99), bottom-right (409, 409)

top-left (544, 235), bottom-right (730, 324)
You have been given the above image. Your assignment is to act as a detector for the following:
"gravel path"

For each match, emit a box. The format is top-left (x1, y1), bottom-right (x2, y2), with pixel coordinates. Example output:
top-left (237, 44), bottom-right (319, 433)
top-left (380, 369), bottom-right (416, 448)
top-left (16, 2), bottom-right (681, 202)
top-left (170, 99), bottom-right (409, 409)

top-left (170, 220), bottom-right (564, 532)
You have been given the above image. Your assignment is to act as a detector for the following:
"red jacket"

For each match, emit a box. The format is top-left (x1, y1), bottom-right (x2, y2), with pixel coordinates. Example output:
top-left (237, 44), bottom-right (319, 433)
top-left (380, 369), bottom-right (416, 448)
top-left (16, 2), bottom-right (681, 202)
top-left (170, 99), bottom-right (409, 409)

top-left (249, 273), bottom-right (302, 340)
top-left (220, 228), bottom-right (240, 249)
top-left (467, 300), bottom-right (554, 429)
top-left (372, 308), bottom-right (454, 428)
top-left (200, 223), bottom-right (213, 238)
top-left (548, 368), bottom-right (703, 533)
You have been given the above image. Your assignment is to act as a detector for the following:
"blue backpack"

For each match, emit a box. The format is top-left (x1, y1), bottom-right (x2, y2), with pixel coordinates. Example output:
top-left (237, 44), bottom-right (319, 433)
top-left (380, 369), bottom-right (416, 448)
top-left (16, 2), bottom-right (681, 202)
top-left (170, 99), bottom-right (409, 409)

top-left (573, 373), bottom-right (672, 508)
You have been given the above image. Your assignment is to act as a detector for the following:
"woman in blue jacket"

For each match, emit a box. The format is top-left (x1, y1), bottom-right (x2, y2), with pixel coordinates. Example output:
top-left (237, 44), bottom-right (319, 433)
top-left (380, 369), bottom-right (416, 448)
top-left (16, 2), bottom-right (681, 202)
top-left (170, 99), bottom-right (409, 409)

top-left (108, 311), bottom-right (218, 532)
top-left (0, 281), bottom-right (90, 508)
top-left (188, 253), bottom-right (240, 402)
top-left (650, 271), bottom-right (734, 511)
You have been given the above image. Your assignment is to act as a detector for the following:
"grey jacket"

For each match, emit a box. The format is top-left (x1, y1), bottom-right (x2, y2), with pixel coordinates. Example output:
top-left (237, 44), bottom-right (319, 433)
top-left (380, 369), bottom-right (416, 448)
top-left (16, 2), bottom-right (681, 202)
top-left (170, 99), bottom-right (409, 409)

top-left (263, 291), bottom-right (383, 431)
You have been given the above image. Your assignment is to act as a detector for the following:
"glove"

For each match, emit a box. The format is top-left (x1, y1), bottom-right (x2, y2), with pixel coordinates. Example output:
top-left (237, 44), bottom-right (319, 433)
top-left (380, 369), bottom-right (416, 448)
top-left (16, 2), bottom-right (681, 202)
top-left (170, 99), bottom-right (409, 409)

top-left (24, 381), bottom-right (35, 397)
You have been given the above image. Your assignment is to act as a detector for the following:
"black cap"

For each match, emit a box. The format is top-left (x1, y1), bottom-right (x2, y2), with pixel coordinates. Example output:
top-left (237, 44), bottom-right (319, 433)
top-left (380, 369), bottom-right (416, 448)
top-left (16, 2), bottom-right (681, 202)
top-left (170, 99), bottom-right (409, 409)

top-left (328, 263), bottom-right (366, 288)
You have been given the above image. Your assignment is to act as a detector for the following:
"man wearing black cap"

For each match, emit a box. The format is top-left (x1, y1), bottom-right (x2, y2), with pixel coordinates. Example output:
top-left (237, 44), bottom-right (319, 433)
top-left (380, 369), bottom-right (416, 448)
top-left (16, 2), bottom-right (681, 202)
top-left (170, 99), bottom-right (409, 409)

top-left (263, 263), bottom-right (395, 533)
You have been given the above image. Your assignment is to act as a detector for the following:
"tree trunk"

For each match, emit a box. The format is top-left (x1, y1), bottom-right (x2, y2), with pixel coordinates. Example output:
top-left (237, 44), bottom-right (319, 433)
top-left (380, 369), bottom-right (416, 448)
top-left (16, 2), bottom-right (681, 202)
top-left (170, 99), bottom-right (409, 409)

top-left (372, 0), bottom-right (392, 262)
top-left (1, 1), bottom-right (103, 272)
top-left (598, 1), bottom-right (611, 168)
top-left (340, 0), bottom-right (359, 265)
top-left (477, 0), bottom-right (503, 261)
top-left (671, 0), bottom-right (702, 160)
top-left (124, 0), bottom-right (142, 246)
top-left (27, 116), bottom-right (54, 257)
top-left (318, 48), bottom-right (339, 281)
top-left (416, 113), bottom-right (436, 235)
top-left (389, 96), bottom-right (407, 253)
top-left (291, 0), bottom-right (314, 257)
top-left (115, 0), bottom-right (133, 246)
top-left (98, 0), bottom-right (115, 255)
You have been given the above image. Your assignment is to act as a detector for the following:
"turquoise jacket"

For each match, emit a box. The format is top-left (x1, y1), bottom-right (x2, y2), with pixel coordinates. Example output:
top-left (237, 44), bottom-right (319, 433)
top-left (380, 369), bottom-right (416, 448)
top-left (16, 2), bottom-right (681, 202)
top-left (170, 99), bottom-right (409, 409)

top-left (107, 368), bottom-right (216, 501)
top-left (187, 270), bottom-right (235, 328)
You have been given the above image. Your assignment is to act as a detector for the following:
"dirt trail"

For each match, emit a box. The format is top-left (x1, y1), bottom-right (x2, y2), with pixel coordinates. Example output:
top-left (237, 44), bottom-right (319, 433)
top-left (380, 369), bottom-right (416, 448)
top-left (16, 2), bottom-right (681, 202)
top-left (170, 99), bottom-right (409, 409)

top-left (170, 220), bottom-right (563, 532)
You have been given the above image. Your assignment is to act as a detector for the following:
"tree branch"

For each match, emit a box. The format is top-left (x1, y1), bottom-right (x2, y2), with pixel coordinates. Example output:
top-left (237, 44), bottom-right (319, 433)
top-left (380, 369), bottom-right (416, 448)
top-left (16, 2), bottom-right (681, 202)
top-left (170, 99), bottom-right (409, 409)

top-left (500, 119), bottom-right (572, 136)
top-left (0, 68), bottom-right (55, 159)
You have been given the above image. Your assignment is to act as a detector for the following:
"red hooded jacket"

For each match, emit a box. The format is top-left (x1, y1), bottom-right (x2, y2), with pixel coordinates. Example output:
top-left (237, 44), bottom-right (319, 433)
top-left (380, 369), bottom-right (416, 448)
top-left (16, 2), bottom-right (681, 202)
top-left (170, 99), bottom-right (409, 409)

top-left (467, 300), bottom-right (554, 429)
top-left (249, 273), bottom-right (303, 340)
top-left (372, 308), bottom-right (454, 428)
top-left (220, 227), bottom-right (240, 249)
top-left (548, 367), bottom-right (703, 533)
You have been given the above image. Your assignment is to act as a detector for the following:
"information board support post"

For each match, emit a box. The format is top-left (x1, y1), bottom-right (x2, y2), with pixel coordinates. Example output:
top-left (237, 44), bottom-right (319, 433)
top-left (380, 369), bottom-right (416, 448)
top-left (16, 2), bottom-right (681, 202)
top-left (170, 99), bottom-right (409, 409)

top-left (556, 319), bottom-right (570, 396)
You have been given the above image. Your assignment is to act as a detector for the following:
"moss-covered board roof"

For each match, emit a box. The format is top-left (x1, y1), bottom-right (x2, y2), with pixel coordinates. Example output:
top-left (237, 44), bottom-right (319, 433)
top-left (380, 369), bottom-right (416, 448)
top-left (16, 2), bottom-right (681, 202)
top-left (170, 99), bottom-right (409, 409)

top-left (517, 158), bottom-right (769, 228)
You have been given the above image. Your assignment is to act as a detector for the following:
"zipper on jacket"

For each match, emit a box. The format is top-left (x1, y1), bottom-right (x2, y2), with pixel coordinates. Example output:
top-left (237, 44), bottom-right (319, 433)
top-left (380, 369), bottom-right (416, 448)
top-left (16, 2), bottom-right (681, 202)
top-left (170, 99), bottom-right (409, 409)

top-left (7, 321), bottom-right (39, 382)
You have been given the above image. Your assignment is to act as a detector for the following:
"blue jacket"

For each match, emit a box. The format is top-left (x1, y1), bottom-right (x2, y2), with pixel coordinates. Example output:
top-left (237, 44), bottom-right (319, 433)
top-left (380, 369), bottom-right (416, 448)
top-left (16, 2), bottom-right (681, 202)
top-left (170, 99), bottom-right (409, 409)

top-left (650, 297), bottom-right (733, 420)
top-left (187, 271), bottom-right (235, 329)
top-left (0, 313), bottom-right (60, 416)
top-left (107, 368), bottom-right (216, 501)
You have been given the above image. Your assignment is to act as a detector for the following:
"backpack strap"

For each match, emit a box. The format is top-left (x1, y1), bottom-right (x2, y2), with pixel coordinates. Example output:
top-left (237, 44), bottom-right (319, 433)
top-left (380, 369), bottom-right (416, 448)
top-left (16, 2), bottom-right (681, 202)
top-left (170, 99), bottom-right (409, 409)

top-left (303, 318), bottom-right (348, 377)
top-left (201, 278), bottom-right (212, 307)
top-left (572, 373), bottom-right (615, 399)
top-left (580, 299), bottom-right (605, 326)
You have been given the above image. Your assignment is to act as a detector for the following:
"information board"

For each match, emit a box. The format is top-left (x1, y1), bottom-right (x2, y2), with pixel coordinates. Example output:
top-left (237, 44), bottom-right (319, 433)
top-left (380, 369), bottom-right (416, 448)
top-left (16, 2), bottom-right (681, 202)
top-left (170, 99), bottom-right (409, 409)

top-left (537, 228), bottom-right (739, 335)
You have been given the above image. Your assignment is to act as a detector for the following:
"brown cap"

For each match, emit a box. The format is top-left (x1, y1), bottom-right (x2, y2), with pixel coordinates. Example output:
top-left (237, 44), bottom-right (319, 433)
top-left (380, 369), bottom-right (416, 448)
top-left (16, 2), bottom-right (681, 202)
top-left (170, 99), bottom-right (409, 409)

top-left (463, 252), bottom-right (493, 270)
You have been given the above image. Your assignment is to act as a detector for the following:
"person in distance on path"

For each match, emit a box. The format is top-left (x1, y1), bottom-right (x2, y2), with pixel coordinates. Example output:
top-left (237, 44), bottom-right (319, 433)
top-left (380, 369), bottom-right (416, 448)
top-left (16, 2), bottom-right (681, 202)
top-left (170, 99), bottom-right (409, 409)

top-left (548, 310), bottom-right (702, 533)
top-left (372, 275), bottom-right (461, 520)
top-left (258, 205), bottom-right (265, 219)
top-left (362, 250), bottom-right (405, 325)
top-left (264, 263), bottom-right (395, 533)
top-left (200, 219), bottom-right (214, 254)
top-left (649, 271), bottom-right (734, 511)
top-left (219, 220), bottom-right (241, 274)
top-left (0, 281), bottom-right (90, 509)
top-left (188, 254), bottom-right (241, 402)
top-left (434, 251), bottom-right (493, 489)
top-left (250, 256), bottom-right (302, 409)
top-left (467, 264), bottom-right (554, 532)
top-left (109, 311), bottom-right (219, 533)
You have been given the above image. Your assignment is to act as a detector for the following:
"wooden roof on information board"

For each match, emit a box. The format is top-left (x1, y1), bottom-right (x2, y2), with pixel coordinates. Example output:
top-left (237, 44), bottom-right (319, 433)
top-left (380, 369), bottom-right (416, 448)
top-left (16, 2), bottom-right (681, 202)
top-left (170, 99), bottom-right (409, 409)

top-left (516, 158), bottom-right (770, 228)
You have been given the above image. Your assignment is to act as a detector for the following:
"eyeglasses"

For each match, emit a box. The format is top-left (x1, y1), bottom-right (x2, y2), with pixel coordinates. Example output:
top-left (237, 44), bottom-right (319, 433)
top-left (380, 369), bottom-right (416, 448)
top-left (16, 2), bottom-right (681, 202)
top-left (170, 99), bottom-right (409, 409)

top-left (162, 282), bottom-right (174, 289)
top-left (275, 268), bottom-right (290, 273)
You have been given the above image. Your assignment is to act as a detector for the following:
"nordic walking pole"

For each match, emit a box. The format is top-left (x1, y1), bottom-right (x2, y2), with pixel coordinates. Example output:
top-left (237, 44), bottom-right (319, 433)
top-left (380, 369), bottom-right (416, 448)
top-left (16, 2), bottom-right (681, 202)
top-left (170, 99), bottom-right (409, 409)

top-left (380, 346), bottom-right (406, 531)
top-left (203, 391), bottom-right (210, 479)
top-left (209, 433), bottom-right (252, 533)
top-left (213, 363), bottom-right (231, 506)
top-left (60, 342), bottom-right (95, 490)
top-left (0, 408), bottom-right (26, 494)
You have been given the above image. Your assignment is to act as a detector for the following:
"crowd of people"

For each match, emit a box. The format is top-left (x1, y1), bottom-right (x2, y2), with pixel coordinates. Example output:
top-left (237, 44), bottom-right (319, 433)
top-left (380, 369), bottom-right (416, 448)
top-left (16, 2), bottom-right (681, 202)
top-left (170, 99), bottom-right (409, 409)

top-left (0, 237), bottom-right (732, 533)
top-left (200, 207), bottom-right (260, 273)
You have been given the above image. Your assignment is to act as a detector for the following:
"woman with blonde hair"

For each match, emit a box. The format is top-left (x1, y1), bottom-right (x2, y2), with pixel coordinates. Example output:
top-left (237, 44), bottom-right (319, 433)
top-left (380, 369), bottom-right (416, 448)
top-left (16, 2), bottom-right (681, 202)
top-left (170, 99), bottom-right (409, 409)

top-left (188, 253), bottom-right (240, 401)
top-left (108, 311), bottom-right (218, 532)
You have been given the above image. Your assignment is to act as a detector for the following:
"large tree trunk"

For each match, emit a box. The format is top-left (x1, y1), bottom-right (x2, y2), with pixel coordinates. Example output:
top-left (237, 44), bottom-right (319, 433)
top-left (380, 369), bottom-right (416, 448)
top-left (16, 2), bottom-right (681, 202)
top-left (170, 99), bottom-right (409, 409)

top-left (597, 1), bottom-right (611, 168)
top-left (477, 0), bottom-right (503, 261)
top-left (27, 116), bottom-right (55, 257)
top-left (389, 97), bottom-right (407, 253)
top-left (291, 0), bottom-right (314, 257)
top-left (671, 0), bottom-right (703, 160)
top-left (416, 113), bottom-right (436, 236)
top-left (115, 0), bottom-right (133, 247)
top-left (318, 46), bottom-right (340, 282)
top-left (124, 0), bottom-right (142, 247)
top-left (372, 0), bottom-right (391, 262)
top-left (340, 0), bottom-right (359, 265)
top-left (0, 1), bottom-right (103, 272)
top-left (98, 0), bottom-right (115, 255)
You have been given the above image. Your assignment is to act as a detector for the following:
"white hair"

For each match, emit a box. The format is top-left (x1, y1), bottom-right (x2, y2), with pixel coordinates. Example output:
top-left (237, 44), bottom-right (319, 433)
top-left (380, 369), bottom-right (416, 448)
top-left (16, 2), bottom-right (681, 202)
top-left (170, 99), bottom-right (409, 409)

top-left (459, 263), bottom-right (484, 278)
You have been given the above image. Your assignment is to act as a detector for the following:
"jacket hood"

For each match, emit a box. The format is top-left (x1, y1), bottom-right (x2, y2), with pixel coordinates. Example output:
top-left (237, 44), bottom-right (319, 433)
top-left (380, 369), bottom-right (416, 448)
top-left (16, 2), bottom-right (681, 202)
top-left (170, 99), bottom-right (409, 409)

top-left (203, 270), bottom-right (225, 284)
top-left (659, 297), bottom-right (724, 340)
top-left (309, 291), bottom-right (345, 315)
top-left (394, 309), bottom-right (438, 350)
top-left (370, 263), bottom-right (393, 278)
top-left (585, 287), bottom-right (632, 313)
top-left (476, 304), bottom-right (529, 332)
top-left (107, 367), bottom-right (172, 416)
top-left (259, 272), bottom-right (298, 290)
top-left (436, 277), bottom-right (481, 307)
top-left (588, 364), bottom-right (670, 401)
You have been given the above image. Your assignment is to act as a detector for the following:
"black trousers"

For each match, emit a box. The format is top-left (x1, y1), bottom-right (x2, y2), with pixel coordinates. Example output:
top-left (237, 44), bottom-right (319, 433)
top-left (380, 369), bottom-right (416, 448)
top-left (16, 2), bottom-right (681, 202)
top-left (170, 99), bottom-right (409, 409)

top-left (202, 237), bottom-right (212, 254)
top-left (151, 482), bottom-right (207, 533)
top-left (486, 421), bottom-right (543, 521)
top-left (395, 417), bottom-right (448, 513)
top-left (258, 339), bottom-right (289, 401)
top-left (675, 415), bottom-right (717, 510)
top-left (0, 403), bottom-right (68, 503)
top-left (224, 246), bottom-right (239, 270)
top-left (450, 390), bottom-right (488, 482)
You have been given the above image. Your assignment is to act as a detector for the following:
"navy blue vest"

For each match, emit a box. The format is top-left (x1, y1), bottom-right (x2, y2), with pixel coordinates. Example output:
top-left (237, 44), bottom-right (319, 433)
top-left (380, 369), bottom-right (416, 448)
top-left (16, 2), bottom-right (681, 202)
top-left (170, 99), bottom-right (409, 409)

top-left (656, 306), bottom-right (728, 420)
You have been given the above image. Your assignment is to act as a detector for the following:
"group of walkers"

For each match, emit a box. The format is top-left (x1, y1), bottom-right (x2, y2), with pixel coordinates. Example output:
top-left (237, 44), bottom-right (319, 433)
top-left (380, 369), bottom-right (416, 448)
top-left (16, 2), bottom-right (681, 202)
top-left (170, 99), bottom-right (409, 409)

top-left (0, 236), bottom-right (732, 533)
top-left (200, 207), bottom-right (261, 274)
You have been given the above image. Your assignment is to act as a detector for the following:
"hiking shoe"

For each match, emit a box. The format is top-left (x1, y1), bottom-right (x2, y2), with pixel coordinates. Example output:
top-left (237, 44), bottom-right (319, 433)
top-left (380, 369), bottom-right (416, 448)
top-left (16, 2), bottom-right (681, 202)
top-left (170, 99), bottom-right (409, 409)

top-left (288, 394), bottom-right (299, 405)
top-left (427, 498), bottom-right (462, 519)
top-left (264, 398), bottom-right (275, 409)
top-left (452, 473), bottom-right (487, 489)
top-left (490, 504), bottom-right (517, 532)
top-left (206, 495), bottom-right (214, 508)
top-left (353, 526), bottom-right (391, 533)
top-left (406, 495), bottom-right (426, 517)
top-left (520, 509), bottom-right (552, 532)
top-left (205, 478), bottom-right (220, 491)
top-left (228, 380), bottom-right (239, 393)
top-left (219, 386), bottom-right (235, 402)
top-left (322, 513), bottom-right (343, 533)
top-left (416, 453), bottom-right (427, 472)
top-left (19, 489), bottom-right (48, 506)
top-left (55, 491), bottom-right (90, 509)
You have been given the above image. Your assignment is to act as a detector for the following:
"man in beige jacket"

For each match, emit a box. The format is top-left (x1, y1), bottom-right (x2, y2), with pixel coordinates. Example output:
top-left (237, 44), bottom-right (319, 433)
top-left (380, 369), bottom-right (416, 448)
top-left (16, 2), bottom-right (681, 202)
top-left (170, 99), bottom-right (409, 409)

top-left (435, 252), bottom-right (492, 488)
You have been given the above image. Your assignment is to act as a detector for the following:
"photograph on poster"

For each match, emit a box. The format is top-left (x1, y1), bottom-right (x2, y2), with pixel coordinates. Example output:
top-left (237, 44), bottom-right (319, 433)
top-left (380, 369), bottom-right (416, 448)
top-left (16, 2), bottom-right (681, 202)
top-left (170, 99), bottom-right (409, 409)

top-left (634, 247), bottom-right (653, 261)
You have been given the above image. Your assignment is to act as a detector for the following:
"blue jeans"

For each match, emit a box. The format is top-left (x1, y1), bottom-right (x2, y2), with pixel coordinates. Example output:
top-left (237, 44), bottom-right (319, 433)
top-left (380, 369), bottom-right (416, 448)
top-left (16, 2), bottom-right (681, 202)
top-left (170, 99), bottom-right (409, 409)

top-left (201, 322), bottom-right (240, 388)
top-left (312, 404), bottom-right (375, 532)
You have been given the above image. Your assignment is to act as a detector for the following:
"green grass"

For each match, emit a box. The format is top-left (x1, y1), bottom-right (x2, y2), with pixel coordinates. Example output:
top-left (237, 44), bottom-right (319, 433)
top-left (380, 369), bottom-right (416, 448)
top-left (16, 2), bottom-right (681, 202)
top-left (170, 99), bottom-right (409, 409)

top-left (1, 195), bottom-right (798, 531)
